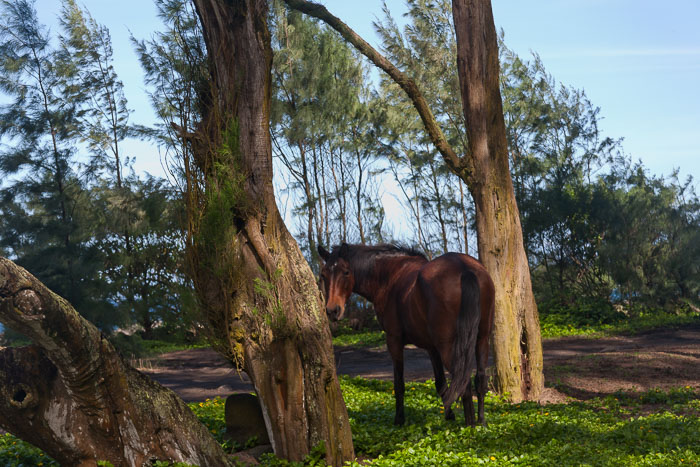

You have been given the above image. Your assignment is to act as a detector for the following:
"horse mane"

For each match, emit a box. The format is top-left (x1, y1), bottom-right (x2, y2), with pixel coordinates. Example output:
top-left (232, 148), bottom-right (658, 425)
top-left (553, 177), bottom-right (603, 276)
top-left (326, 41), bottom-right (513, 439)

top-left (361, 243), bottom-right (427, 260)
top-left (330, 243), bottom-right (427, 278)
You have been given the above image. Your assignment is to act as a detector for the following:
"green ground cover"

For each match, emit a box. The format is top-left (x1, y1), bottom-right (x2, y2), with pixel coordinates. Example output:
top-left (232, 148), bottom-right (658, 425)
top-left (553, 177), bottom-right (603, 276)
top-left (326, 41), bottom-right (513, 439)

top-left (331, 311), bottom-right (700, 347)
top-left (3, 312), bottom-right (698, 466)
top-left (337, 378), bottom-right (700, 466)
top-left (332, 329), bottom-right (386, 348)
top-left (5, 381), bottom-right (698, 466)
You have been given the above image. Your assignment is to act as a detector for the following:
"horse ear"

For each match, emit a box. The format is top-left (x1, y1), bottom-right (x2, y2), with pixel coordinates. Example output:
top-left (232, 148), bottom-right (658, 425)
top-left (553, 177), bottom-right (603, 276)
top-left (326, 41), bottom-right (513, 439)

top-left (318, 245), bottom-right (330, 261)
top-left (339, 242), bottom-right (349, 258)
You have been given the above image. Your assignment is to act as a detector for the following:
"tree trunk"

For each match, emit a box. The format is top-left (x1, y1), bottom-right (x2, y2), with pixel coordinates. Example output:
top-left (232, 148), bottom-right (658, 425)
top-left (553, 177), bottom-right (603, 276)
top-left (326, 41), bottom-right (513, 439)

top-left (0, 257), bottom-right (230, 466)
top-left (458, 177), bottom-right (469, 253)
top-left (354, 147), bottom-right (366, 244)
top-left (428, 158), bottom-right (449, 254)
top-left (451, 0), bottom-right (543, 401)
top-left (188, 0), bottom-right (354, 464)
top-left (282, 0), bottom-right (544, 402)
top-left (298, 141), bottom-right (318, 261)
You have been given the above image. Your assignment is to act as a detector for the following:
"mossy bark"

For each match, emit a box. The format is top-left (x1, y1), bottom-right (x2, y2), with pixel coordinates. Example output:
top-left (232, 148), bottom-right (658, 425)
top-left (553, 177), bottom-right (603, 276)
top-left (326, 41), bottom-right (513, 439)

top-left (0, 257), bottom-right (231, 466)
top-left (187, 0), bottom-right (354, 464)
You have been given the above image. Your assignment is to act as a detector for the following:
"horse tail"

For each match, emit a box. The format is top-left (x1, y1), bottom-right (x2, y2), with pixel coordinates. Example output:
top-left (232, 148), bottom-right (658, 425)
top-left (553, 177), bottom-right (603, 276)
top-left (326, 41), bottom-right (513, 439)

top-left (441, 268), bottom-right (481, 408)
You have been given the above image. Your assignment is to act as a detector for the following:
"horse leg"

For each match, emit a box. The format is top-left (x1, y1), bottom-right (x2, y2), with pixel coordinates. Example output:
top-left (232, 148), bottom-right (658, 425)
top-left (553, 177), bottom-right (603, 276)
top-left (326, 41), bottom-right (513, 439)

top-left (462, 375), bottom-right (476, 427)
top-left (387, 337), bottom-right (405, 425)
top-left (475, 336), bottom-right (490, 426)
top-left (429, 349), bottom-right (454, 420)
top-left (428, 349), bottom-right (455, 420)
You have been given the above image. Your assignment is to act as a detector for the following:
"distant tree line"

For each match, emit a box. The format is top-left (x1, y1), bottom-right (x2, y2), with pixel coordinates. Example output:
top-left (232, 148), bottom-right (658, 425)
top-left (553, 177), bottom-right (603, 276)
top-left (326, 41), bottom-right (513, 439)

top-left (1, 0), bottom-right (697, 345)
top-left (268, 0), bottom-right (700, 316)
top-left (0, 0), bottom-right (194, 343)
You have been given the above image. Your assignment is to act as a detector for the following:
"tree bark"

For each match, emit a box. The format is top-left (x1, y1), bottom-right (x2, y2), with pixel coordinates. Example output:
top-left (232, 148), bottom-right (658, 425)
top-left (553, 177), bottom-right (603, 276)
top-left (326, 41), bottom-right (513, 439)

top-left (283, 0), bottom-right (544, 401)
top-left (451, 0), bottom-right (543, 402)
top-left (0, 257), bottom-right (230, 466)
top-left (188, 0), bottom-right (354, 464)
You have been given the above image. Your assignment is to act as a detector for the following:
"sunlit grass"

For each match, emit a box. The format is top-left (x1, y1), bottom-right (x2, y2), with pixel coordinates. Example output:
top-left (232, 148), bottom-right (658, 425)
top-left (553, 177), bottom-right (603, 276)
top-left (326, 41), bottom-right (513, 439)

top-left (0, 433), bottom-right (58, 466)
top-left (2, 382), bottom-right (699, 466)
top-left (339, 377), bottom-right (700, 466)
top-left (330, 308), bottom-right (700, 347)
top-left (332, 329), bottom-right (386, 348)
top-left (540, 311), bottom-right (700, 339)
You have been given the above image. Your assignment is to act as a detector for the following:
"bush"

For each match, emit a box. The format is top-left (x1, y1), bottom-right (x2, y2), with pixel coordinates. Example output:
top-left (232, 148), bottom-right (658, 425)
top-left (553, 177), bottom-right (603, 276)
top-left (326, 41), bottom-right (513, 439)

top-left (0, 433), bottom-right (57, 466)
top-left (108, 332), bottom-right (207, 358)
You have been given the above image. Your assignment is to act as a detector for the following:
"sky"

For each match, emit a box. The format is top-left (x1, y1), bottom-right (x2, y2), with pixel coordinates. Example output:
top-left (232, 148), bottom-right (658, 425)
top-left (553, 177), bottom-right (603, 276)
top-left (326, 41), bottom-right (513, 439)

top-left (32, 0), bottom-right (700, 184)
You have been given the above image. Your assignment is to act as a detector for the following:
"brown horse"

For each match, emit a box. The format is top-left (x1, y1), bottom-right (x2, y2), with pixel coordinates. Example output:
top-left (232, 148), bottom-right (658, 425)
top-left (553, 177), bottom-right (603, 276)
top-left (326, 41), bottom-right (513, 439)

top-left (318, 243), bottom-right (495, 426)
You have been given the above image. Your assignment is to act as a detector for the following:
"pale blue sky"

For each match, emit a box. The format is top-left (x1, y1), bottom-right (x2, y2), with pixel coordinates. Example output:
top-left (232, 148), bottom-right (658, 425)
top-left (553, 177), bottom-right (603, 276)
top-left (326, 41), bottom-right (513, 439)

top-left (34, 0), bottom-right (700, 184)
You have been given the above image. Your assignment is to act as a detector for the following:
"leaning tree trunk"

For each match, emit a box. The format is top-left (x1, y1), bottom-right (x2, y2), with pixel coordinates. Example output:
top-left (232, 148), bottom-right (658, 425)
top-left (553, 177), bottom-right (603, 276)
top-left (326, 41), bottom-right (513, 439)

top-left (451, 0), bottom-right (543, 402)
top-left (282, 0), bottom-right (544, 402)
top-left (187, 0), bottom-right (354, 464)
top-left (0, 257), bottom-right (230, 466)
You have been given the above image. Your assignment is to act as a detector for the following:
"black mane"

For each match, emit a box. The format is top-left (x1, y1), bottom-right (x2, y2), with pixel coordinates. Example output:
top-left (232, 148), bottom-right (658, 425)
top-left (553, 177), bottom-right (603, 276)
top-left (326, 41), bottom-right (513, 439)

top-left (329, 243), bottom-right (427, 279)
top-left (331, 243), bottom-right (425, 261)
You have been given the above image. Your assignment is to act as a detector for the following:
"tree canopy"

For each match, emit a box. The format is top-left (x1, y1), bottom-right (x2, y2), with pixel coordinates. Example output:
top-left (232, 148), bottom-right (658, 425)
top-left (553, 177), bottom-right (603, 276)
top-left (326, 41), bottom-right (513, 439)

top-left (0, 0), bottom-right (698, 463)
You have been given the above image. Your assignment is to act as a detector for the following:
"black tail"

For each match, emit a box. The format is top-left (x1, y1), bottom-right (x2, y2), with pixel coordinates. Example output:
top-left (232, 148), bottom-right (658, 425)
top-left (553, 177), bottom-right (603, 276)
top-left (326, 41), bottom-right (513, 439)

top-left (441, 269), bottom-right (481, 408)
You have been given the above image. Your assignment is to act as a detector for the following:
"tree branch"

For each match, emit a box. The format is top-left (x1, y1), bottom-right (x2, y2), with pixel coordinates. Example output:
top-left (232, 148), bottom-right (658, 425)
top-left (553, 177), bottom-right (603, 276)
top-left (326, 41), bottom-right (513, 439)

top-left (0, 257), bottom-right (230, 466)
top-left (0, 257), bottom-right (105, 404)
top-left (282, 0), bottom-right (473, 180)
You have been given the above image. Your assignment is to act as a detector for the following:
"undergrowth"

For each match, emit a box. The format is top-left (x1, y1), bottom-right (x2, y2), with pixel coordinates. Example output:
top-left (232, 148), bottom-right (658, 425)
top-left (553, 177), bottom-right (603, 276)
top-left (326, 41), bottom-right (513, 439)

top-left (338, 377), bottom-right (700, 466)
top-left (332, 329), bottom-right (386, 348)
top-left (3, 310), bottom-right (699, 466)
top-left (332, 308), bottom-right (700, 346)
top-left (109, 334), bottom-right (209, 358)
top-left (539, 306), bottom-right (700, 339)
top-left (2, 383), bottom-right (699, 466)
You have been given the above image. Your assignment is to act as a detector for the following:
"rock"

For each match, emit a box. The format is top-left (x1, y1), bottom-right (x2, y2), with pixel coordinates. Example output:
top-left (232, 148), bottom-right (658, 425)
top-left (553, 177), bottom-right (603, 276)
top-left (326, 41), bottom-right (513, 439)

top-left (224, 393), bottom-right (270, 447)
top-left (231, 444), bottom-right (273, 466)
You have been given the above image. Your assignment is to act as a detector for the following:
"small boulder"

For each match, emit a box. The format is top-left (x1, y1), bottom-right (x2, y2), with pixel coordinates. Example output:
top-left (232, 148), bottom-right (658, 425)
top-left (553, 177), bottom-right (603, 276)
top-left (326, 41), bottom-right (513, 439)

top-left (224, 393), bottom-right (270, 447)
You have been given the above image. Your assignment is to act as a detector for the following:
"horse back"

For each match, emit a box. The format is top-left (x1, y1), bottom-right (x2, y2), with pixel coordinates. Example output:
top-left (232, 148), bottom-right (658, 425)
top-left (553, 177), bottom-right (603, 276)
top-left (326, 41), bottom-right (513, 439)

top-left (413, 253), bottom-right (495, 351)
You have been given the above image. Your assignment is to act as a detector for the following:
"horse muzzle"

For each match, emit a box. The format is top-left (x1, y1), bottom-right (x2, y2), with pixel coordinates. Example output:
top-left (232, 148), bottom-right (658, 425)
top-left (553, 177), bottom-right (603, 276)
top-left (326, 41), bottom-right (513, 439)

top-left (326, 305), bottom-right (344, 321)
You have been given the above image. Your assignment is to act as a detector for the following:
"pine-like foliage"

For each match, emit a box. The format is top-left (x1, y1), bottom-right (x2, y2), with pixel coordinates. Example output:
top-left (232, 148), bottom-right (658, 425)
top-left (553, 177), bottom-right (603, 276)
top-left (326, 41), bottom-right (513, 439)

top-left (0, 0), bottom-right (191, 337)
top-left (270, 3), bottom-right (386, 266)
top-left (0, 0), bottom-right (115, 327)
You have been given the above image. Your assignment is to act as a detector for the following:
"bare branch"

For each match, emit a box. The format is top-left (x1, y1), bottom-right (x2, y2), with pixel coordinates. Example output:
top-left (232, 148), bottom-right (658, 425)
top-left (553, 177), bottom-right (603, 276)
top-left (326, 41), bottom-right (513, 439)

top-left (282, 0), bottom-right (473, 181)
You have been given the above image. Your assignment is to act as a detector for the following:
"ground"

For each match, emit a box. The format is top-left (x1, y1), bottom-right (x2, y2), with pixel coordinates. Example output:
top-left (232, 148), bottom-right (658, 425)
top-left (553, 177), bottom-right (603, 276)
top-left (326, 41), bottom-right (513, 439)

top-left (141, 323), bottom-right (700, 403)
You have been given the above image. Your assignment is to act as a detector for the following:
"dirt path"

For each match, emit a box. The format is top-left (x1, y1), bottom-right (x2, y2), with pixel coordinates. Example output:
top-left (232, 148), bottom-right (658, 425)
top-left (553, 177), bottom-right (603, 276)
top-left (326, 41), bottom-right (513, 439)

top-left (141, 323), bottom-right (700, 402)
top-left (543, 323), bottom-right (700, 400)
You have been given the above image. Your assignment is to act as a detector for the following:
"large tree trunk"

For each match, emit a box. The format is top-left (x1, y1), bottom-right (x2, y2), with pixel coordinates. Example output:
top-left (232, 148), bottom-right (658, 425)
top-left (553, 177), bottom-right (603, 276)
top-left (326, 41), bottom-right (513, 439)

top-left (451, 0), bottom-right (543, 402)
top-left (0, 257), bottom-right (230, 466)
top-left (187, 0), bottom-right (354, 464)
top-left (282, 0), bottom-right (544, 402)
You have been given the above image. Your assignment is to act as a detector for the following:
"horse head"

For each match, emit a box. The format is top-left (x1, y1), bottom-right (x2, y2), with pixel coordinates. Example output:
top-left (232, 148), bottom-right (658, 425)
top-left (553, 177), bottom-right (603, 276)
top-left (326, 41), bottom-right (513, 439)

top-left (318, 243), bottom-right (354, 321)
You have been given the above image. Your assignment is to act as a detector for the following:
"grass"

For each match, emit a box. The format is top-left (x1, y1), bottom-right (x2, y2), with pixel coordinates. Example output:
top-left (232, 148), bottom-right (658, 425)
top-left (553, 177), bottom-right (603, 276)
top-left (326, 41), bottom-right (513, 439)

top-left (338, 378), bottom-right (700, 466)
top-left (332, 329), bottom-right (386, 348)
top-left (0, 434), bottom-right (56, 466)
top-left (108, 334), bottom-right (209, 358)
top-left (3, 312), bottom-right (699, 465)
top-left (331, 309), bottom-right (700, 347)
top-left (539, 310), bottom-right (700, 339)
top-left (5, 382), bottom-right (698, 466)
top-left (190, 397), bottom-right (233, 451)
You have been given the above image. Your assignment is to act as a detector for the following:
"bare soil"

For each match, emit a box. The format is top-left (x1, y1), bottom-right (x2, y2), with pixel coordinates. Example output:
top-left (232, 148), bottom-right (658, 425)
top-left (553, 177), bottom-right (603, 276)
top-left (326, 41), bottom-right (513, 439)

top-left (141, 323), bottom-right (700, 403)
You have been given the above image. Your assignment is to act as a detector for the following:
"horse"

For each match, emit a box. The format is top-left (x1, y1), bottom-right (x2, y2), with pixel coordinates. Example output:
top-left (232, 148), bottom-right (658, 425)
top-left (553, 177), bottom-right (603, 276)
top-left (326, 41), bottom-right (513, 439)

top-left (318, 243), bottom-right (495, 426)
